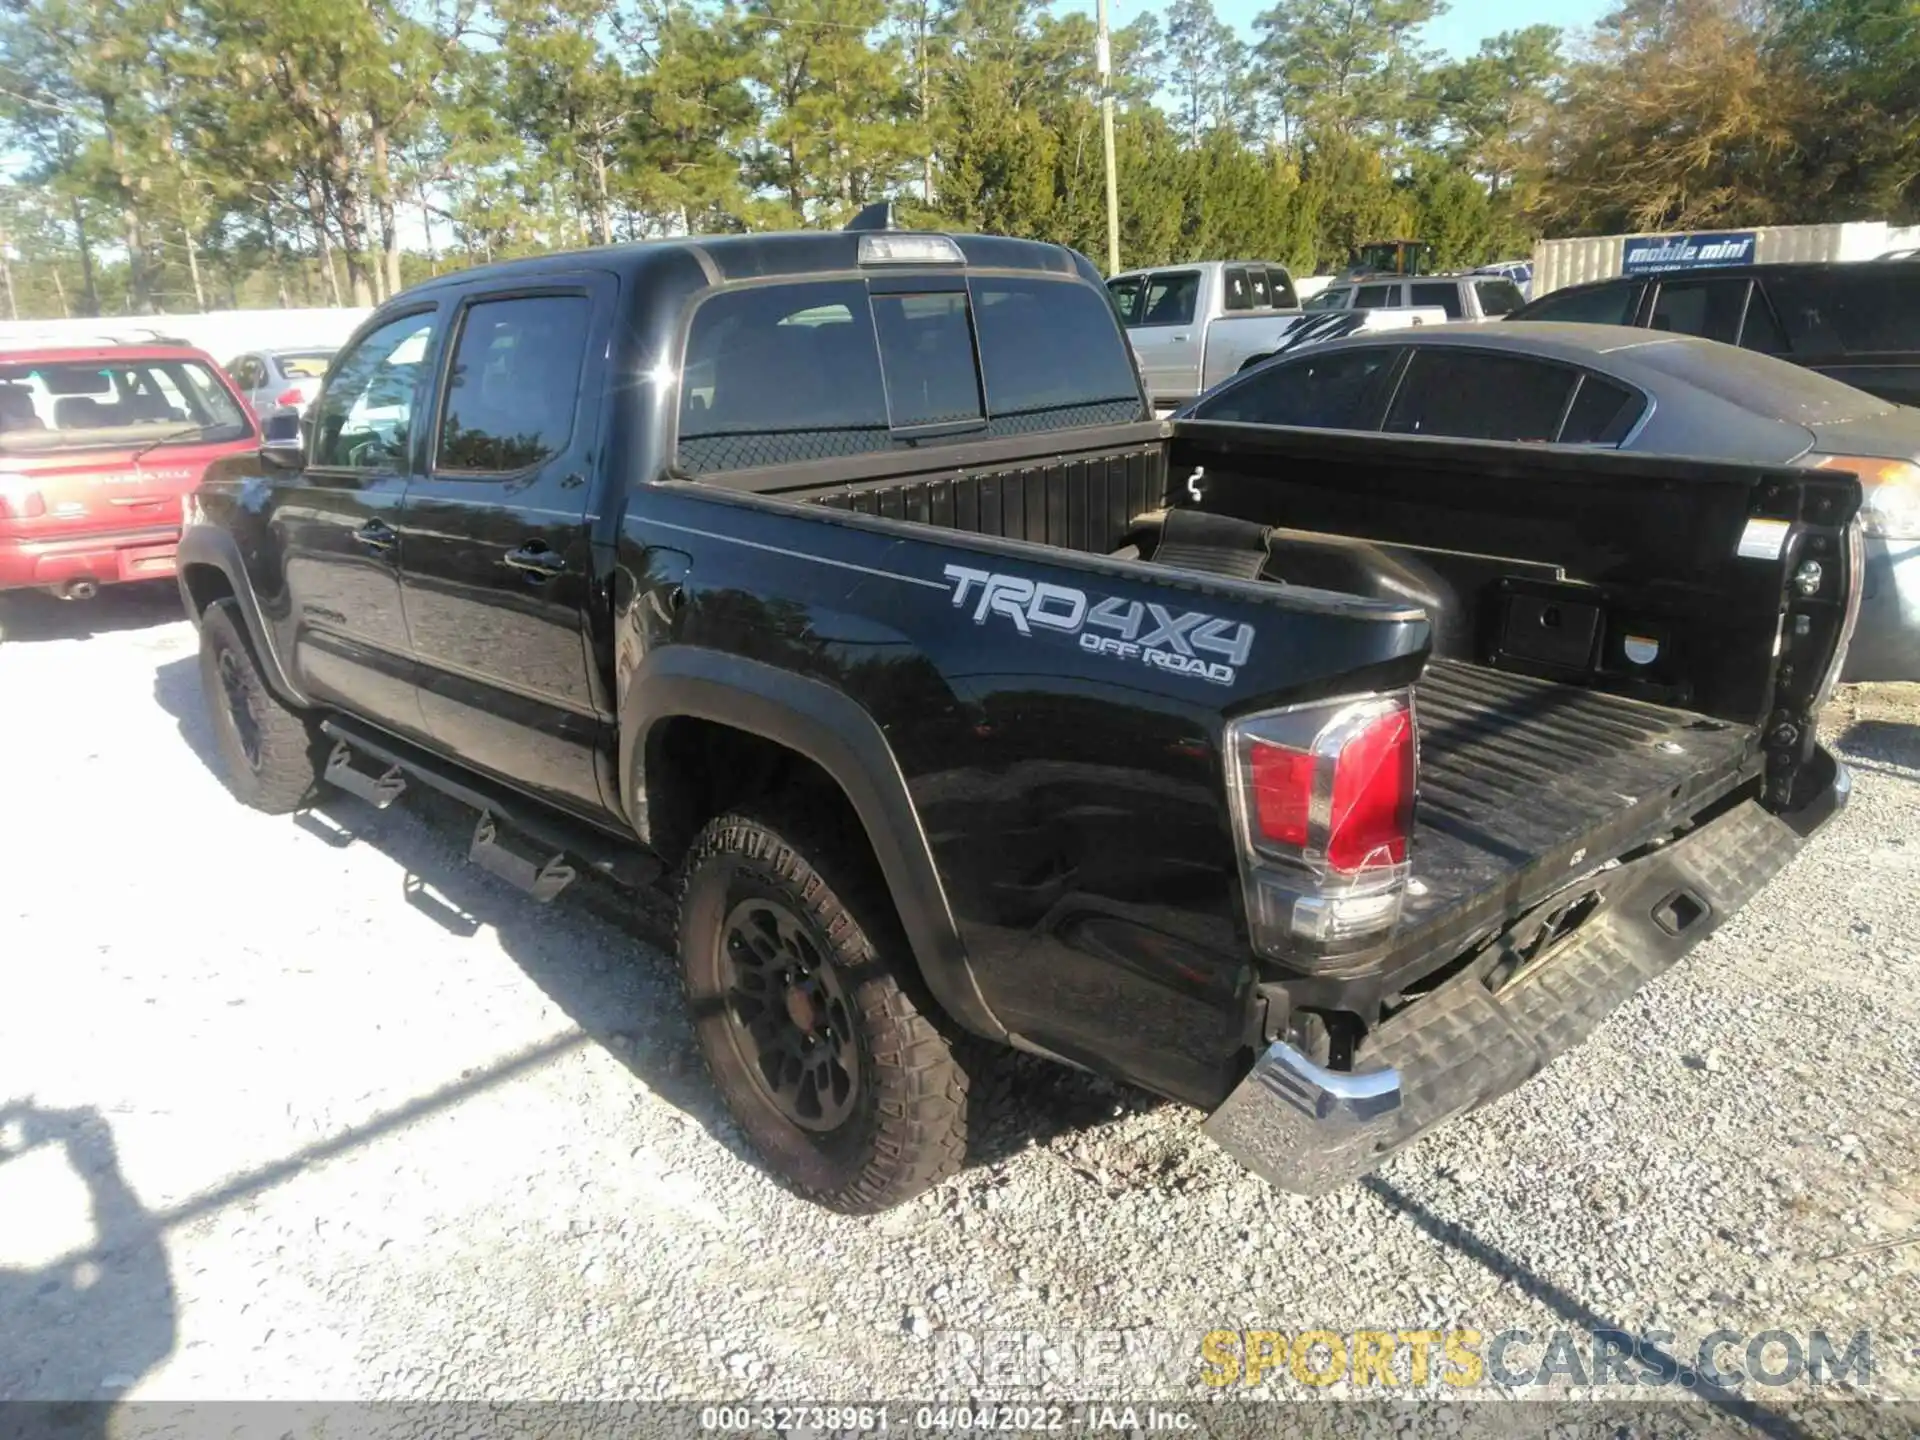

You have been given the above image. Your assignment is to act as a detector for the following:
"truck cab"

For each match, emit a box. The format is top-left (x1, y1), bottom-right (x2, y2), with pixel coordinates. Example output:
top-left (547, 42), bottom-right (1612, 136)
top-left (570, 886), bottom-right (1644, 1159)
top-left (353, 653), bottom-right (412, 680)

top-left (1106, 261), bottom-right (1302, 411)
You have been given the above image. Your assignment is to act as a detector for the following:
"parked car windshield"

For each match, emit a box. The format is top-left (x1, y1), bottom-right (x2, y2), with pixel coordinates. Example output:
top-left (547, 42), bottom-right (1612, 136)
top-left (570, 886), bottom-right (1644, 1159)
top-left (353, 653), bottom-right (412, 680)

top-left (0, 358), bottom-right (250, 453)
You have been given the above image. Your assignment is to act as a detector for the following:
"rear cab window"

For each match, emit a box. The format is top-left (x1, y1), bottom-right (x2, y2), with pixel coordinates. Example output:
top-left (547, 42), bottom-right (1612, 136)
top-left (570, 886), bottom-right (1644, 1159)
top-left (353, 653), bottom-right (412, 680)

top-left (676, 275), bottom-right (1143, 476)
top-left (0, 357), bottom-right (251, 454)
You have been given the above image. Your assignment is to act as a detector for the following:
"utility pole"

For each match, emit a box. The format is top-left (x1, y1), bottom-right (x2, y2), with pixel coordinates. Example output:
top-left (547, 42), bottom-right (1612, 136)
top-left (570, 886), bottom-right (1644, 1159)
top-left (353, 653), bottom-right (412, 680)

top-left (1096, 0), bottom-right (1120, 276)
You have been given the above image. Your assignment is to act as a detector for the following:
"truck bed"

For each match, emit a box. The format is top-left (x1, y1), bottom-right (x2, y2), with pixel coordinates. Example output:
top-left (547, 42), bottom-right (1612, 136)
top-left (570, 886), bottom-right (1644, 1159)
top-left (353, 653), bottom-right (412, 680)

top-left (1402, 659), bottom-right (1761, 946)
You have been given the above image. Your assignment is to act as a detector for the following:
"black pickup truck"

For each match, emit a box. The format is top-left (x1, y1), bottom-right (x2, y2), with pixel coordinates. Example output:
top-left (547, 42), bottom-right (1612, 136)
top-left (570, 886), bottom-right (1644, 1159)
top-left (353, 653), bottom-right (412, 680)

top-left (178, 225), bottom-right (1860, 1213)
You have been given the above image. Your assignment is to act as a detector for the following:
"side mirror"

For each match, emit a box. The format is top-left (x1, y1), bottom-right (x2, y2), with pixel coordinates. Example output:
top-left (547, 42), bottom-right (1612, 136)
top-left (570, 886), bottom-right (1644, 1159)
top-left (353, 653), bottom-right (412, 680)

top-left (260, 410), bottom-right (305, 469)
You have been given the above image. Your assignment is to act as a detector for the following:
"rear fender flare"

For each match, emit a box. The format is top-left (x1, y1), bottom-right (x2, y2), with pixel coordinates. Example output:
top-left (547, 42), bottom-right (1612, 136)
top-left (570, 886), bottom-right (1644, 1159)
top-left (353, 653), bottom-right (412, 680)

top-left (175, 524), bottom-right (310, 709)
top-left (624, 646), bottom-right (1006, 1043)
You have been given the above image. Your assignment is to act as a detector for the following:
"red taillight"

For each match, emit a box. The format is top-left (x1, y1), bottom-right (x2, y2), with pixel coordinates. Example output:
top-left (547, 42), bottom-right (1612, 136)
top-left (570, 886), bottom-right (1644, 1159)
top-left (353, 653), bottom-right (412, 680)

top-left (1325, 707), bottom-right (1415, 873)
top-left (0, 480), bottom-right (45, 521)
top-left (1243, 703), bottom-right (1415, 873)
top-left (1229, 691), bottom-right (1418, 963)
top-left (274, 388), bottom-right (305, 408)
top-left (1250, 741), bottom-right (1314, 849)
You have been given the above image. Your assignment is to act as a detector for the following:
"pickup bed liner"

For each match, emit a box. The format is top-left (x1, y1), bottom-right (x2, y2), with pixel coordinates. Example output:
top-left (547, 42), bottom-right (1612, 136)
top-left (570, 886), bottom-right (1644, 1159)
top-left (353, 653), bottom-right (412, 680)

top-left (1404, 660), bottom-right (1760, 939)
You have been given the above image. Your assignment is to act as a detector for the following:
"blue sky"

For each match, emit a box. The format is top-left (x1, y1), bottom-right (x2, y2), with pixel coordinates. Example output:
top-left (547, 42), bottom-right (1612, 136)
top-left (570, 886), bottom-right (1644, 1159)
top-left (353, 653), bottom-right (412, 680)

top-left (1116, 0), bottom-right (1615, 60)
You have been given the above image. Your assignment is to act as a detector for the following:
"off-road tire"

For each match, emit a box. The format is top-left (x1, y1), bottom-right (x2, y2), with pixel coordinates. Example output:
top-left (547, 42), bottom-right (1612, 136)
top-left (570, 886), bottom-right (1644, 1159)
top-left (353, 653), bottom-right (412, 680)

top-left (198, 598), bottom-right (322, 814)
top-left (678, 802), bottom-right (974, 1213)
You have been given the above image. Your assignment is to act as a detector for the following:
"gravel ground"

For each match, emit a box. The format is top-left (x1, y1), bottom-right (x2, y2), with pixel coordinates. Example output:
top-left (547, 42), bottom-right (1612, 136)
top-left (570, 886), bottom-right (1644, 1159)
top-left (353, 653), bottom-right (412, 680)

top-left (1, 583), bottom-right (1916, 1432)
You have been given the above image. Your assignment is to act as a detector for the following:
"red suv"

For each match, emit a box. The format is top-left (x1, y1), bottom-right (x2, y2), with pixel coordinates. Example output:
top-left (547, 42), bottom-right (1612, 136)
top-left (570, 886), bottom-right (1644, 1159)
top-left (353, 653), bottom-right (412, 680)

top-left (0, 344), bottom-right (261, 602)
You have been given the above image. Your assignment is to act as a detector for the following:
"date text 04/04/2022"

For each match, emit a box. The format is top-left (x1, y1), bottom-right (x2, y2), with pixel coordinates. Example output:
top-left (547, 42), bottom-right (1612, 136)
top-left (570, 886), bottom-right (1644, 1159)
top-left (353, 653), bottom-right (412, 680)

top-left (697, 1404), bottom-right (1199, 1432)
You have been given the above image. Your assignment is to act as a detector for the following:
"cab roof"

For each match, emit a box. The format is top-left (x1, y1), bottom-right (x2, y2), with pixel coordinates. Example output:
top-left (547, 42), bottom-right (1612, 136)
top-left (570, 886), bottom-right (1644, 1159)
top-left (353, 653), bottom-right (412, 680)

top-left (399, 230), bottom-right (1095, 297)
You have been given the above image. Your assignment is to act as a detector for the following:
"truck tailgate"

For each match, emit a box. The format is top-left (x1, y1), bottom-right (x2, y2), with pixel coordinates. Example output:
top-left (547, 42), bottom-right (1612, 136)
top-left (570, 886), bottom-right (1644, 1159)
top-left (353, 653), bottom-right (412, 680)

top-left (1397, 659), bottom-right (1761, 980)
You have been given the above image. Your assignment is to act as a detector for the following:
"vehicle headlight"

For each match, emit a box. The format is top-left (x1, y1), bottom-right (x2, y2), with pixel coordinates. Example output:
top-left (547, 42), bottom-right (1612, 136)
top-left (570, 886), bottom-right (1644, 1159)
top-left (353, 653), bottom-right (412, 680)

top-left (1811, 456), bottom-right (1920, 540)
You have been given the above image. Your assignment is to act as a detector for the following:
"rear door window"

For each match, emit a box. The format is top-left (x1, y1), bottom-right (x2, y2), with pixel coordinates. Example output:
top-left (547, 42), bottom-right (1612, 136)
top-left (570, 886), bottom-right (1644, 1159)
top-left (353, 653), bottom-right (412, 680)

top-left (1354, 284), bottom-right (1399, 310)
top-left (436, 293), bottom-right (593, 473)
top-left (1516, 282), bottom-right (1643, 326)
top-left (1766, 270), bottom-right (1920, 354)
top-left (1192, 346), bottom-right (1401, 430)
top-left (1408, 283), bottom-right (1464, 319)
top-left (1649, 278), bottom-right (1750, 344)
top-left (1383, 350), bottom-right (1577, 442)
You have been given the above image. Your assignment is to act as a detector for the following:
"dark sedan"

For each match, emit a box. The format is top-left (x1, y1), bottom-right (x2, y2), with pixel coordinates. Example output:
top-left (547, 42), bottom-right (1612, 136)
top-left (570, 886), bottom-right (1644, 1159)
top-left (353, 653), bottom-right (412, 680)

top-left (1183, 323), bottom-right (1919, 682)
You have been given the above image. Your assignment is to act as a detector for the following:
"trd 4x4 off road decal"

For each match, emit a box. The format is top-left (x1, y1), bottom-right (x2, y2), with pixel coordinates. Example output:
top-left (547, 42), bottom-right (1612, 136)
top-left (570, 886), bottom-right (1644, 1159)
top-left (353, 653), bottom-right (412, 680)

top-left (942, 564), bottom-right (1253, 686)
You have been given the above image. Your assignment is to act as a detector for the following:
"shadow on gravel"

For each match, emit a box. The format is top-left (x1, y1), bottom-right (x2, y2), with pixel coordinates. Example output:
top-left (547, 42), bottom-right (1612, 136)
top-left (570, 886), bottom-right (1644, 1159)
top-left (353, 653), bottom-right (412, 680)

top-left (0, 582), bottom-right (185, 646)
top-left (150, 656), bottom-right (1147, 1192)
top-left (1832, 720), bottom-right (1920, 782)
top-left (1362, 1177), bottom-right (1816, 1440)
top-left (0, 1103), bottom-right (175, 1418)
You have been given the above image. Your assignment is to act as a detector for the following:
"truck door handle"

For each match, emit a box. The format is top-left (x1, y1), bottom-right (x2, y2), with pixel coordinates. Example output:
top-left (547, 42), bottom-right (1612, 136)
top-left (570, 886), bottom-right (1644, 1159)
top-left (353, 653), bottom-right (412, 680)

top-left (351, 520), bottom-right (396, 554)
top-left (1170, 334), bottom-right (1190, 342)
top-left (502, 542), bottom-right (566, 579)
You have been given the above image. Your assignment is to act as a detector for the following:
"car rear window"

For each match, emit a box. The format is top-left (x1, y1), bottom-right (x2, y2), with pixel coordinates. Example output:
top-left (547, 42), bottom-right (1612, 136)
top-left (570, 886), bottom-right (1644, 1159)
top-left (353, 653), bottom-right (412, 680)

top-left (0, 358), bottom-right (249, 453)
top-left (1558, 375), bottom-right (1645, 445)
top-left (1764, 270), bottom-right (1920, 354)
top-left (676, 277), bottom-right (1142, 475)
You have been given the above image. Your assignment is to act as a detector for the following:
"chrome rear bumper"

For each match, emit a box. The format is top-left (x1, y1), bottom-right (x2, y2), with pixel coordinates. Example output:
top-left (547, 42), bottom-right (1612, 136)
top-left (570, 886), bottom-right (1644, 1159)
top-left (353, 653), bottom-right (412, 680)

top-left (1204, 785), bottom-right (1839, 1194)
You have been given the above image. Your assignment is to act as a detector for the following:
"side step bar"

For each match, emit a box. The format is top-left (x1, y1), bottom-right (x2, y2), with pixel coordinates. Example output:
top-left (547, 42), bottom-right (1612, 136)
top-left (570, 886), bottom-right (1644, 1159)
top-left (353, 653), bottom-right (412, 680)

top-left (324, 741), bottom-right (408, 809)
top-left (316, 718), bottom-right (662, 901)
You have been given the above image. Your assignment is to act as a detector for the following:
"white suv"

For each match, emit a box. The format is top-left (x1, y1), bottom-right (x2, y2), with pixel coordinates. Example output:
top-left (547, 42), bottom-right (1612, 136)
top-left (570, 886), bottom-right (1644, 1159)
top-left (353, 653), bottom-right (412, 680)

top-left (1304, 273), bottom-right (1527, 321)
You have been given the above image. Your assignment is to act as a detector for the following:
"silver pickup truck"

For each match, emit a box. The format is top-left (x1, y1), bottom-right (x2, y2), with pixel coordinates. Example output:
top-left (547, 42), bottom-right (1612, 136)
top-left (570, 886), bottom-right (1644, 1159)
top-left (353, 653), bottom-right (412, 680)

top-left (1107, 261), bottom-right (1305, 411)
